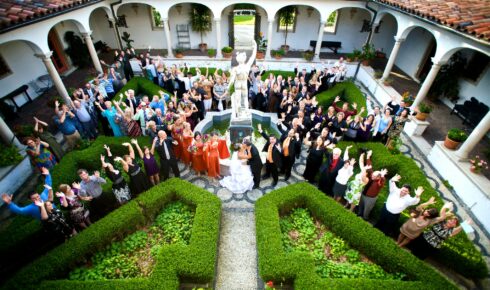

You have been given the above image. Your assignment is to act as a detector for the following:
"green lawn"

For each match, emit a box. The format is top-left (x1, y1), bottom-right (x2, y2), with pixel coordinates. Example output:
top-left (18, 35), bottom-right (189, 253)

top-left (234, 15), bottom-right (255, 25)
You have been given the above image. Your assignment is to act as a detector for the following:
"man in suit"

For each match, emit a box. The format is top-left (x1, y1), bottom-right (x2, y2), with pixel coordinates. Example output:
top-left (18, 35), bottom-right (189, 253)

top-left (277, 125), bottom-right (301, 181)
top-left (154, 130), bottom-right (180, 180)
top-left (318, 147), bottom-right (345, 195)
top-left (258, 124), bottom-right (282, 186)
top-left (243, 138), bottom-right (263, 189)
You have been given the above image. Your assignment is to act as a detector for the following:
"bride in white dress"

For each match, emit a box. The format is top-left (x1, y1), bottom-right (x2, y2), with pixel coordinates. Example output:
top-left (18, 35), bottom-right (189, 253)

top-left (220, 144), bottom-right (255, 193)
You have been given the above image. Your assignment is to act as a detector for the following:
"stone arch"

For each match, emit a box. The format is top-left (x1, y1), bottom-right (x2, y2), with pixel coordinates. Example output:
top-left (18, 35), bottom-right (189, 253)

top-left (439, 46), bottom-right (490, 64)
top-left (88, 6), bottom-right (119, 50)
top-left (371, 12), bottom-right (398, 57)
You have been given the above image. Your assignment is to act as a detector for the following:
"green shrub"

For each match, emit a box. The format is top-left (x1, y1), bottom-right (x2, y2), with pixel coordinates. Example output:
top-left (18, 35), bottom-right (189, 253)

top-left (3, 178), bottom-right (221, 289)
top-left (418, 102), bottom-right (433, 114)
top-left (221, 46), bottom-right (233, 53)
top-left (0, 144), bottom-right (24, 167)
top-left (116, 77), bottom-right (169, 102)
top-left (447, 128), bottom-right (468, 142)
top-left (256, 183), bottom-right (457, 289)
top-left (316, 82), bottom-right (367, 117)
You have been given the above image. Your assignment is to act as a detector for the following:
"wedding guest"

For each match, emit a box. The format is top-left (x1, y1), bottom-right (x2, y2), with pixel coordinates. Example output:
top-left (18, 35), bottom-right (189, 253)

top-left (132, 139), bottom-right (160, 186)
top-left (96, 100), bottom-right (123, 137)
top-left (155, 130), bottom-right (180, 180)
top-left (54, 102), bottom-right (81, 150)
top-left (56, 183), bottom-right (92, 229)
top-left (101, 145), bottom-right (132, 204)
top-left (332, 146), bottom-right (354, 203)
top-left (115, 143), bottom-right (151, 196)
top-left (191, 132), bottom-right (206, 176)
top-left (25, 137), bottom-right (56, 171)
top-left (318, 148), bottom-right (344, 195)
top-left (33, 117), bottom-right (64, 161)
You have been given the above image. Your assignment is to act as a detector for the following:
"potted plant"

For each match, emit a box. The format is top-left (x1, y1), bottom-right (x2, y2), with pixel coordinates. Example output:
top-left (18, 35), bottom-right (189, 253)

top-left (272, 49), bottom-right (285, 59)
top-left (376, 49), bottom-right (386, 58)
top-left (383, 77), bottom-right (393, 86)
top-left (387, 136), bottom-right (403, 154)
top-left (402, 91), bottom-right (414, 106)
top-left (428, 51), bottom-right (466, 102)
top-left (189, 4), bottom-right (212, 52)
top-left (222, 46), bottom-right (233, 58)
top-left (303, 50), bottom-right (314, 62)
top-left (353, 49), bottom-right (362, 61)
top-left (444, 128), bottom-right (468, 149)
top-left (469, 155), bottom-right (488, 174)
top-left (278, 6), bottom-right (296, 53)
top-left (0, 144), bottom-right (23, 167)
top-left (415, 102), bottom-right (433, 121)
top-left (207, 48), bottom-right (216, 58)
top-left (256, 32), bottom-right (267, 59)
top-left (373, 70), bottom-right (383, 79)
top-left (174, 47), bottom-right (184, 58)
top-left (360, 43), bottom-right (375, 66)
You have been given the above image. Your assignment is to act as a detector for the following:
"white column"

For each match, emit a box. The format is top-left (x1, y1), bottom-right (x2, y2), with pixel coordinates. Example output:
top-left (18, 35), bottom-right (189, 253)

top-left (163, 18), bottom-right (174, 58)
top-left (314, 21), bottom-right (326, 61)
top-left (412, 59), bottom-right (444, 109)
top-left (382, 36), bottom-right (404, 80)
top-left (0, 117), bottom-right (22, 150)
top-left (265, 19), bottom-right (274, 59)
top-left (82, 32), bottom-right (103, 73)
top-left (215, 18), bottom-right (222, 58)
top-left (455, 111), bottom-right (490, 160)
top-left (36, 52), bottom-right (71, 105)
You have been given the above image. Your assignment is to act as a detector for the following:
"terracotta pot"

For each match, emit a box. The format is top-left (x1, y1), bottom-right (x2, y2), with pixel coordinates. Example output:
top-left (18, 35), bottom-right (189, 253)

top-left (256, 51), bottom-right (265, 59)
top-left (383, 81), bottom-right (392, 86)
top-left (415, 112), bottom-right (428, 121)
top-left (222, 52), bottom-right (232, 59)
top-left (470, 167), bottom-right (479, 174)
top-left (362, 60), bottom-right (370, 66)
top-left (199, 43), bottom-right (207, 52)
top-left (280, 45), bottom-right (289, 53)
top-left (444, 135), bottom-right (460, 150)
top-left (346, 58), bottom-right (352, 62)
top-left (274, 55), bottom-right (282, 60)
top-left (175, 53), bottom-right (184, 59)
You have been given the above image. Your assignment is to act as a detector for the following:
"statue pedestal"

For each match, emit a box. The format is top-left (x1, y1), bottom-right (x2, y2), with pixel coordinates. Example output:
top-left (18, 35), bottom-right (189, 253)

top-left (229, 117), bottom-right (253, 144)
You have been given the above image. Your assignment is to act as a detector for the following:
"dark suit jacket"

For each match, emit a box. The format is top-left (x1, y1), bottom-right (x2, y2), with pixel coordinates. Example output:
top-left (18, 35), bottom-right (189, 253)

top-left (248, 145), bottom-right (263, 171)
top-left (260, 131), bottom-right (283, 168)
top-left (319, 152), bottom-right (345, 177)
top-left (155, 137), bottom-right (177, 161)
top-left (277, 125), bottom-right (301, 159)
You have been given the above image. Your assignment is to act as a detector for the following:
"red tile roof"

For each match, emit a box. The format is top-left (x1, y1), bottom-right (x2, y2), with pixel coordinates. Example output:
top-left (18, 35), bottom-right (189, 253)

top-left (0, 0), bottom-right (100, 33)
top-left (375, 0), bottom-right (490, 42)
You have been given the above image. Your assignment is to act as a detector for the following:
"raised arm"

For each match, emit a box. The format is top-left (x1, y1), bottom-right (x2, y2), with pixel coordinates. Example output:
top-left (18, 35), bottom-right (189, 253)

top-left (34, 200), bottom-right (48, 221)
top-left (122, 142), bottom-right (135, 159)
top-left (131, 139), bottom-right (144, 158)
top-left (246, 40), bottom-right (258, 69)
top-left (343, 145), bottom-right (352, 161)
top-left (114, 157), bottom-right (129, 172)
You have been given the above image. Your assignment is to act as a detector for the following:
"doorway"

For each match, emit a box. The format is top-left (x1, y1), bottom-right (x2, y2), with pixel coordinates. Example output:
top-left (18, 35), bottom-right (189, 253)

top-left (48, 29), bottom-right (69, 73)
top-left (229, 5), bottom-right (259, 50)
top-left (416, 38), bottom-right (436, 81)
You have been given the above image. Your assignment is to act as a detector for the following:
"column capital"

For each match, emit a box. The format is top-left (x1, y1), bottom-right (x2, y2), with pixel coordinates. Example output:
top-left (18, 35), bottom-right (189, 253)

top-left (81, 31), bottom-right (93, 38)
top-left (162, 18), bottom-right (169, 23)
top-left (34, 51), bottom-right (53, 60)
top-left (268, 18), bottom-right (274, 24)
top-left (430, 57), bottom-right (447, 67)
top-left (214, 17), bottom-right (221, 22)
top-left (394, 36), bottom-right (405, 42)
top-left (319, 20), bottom-right (326, 26)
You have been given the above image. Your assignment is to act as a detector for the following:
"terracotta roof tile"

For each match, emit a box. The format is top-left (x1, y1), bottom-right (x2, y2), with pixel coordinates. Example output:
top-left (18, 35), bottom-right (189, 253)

top-left (375, 0), bottom-right (490, 42)
top-left (0, 0), bottom-right (100, 32)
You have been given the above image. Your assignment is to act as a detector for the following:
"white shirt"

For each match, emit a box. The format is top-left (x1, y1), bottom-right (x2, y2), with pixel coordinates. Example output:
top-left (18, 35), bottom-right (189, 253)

top-left (335, 165), bottom-right (353, 185)
top-left (386, 179), bottom-right (420, 214)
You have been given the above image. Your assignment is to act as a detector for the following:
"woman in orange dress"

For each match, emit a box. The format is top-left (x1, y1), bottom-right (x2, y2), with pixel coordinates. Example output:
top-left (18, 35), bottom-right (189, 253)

top-left (205, 133), bottom-right (220, 181)
top-left (181, 122), bottom-right (193, 165)
top-left (191, 132), bottom-right (206, 176)
top-left (171, 117), bottom-right (184, 160)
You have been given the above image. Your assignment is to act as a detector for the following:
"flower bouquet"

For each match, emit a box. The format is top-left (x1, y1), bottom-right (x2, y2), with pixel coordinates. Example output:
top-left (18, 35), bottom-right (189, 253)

top-left (188, 144), bottom-right (198, 153)
top-left (469, 155), bottom-right (488, 174)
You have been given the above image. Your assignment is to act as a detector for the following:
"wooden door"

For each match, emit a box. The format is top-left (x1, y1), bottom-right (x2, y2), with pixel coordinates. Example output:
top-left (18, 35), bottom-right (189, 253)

top-left (48, 29), bottom-right (69, 73)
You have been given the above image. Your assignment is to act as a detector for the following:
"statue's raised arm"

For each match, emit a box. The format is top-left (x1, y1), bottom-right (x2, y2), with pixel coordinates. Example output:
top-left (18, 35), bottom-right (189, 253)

top-left (246, 40), bottom-right (257, 69)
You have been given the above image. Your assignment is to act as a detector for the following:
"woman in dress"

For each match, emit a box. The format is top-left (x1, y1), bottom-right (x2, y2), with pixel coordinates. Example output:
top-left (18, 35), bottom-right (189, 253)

top-left (34, 117), bottom-right (64, 161)
top-left (96, 100), bottom-right (123, 137)
top-left (36, 200), bottom-right (76, 241)
top-left (386, 108), bottom-right (411, 147)
top-left (397, 197), bottom-right (449, 247)
top-left (181, 122), bottom-right (193, 165)
top-left (171, 117), bottom-right (184, 160)
top-left (344, 153), bottom-right (371, 211)
top-left (302, 133), bottom-right (327, 183)
top-left (373, 108), bottom-right (392, 143)
top-left (357, 114), bottom-right (374, 142)
top-left (114, 99), bottom-right (142, 137)
top-left (132, 138), bottom-right (160, 185)
top-left (25, 137), bottom-right (57, 171)
top-left (191, 132), bottom-right (206, 176)
top-left (115, 143), bottom-right (151, 196)
top-left (333, 146), bottom-right (354, 203)
top-left (101, 145), bottom-right (132, 204)
top-left (329, 112), bottom-right (348, 142)
top-left (220, 143), bottom-right (254, 193)
top-left (204, 133), bottom-right (221, 182)
top-left (56, 183), bottom-right (92, 229)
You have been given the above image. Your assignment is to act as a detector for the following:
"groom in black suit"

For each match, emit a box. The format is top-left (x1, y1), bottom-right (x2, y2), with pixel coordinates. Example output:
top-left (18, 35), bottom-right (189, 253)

top-left (258, 125), bottom-right (283, 186)
top-left (154, 130), bottom-right (180, 180)
top-left (243, 138), bottom-right (263, 189)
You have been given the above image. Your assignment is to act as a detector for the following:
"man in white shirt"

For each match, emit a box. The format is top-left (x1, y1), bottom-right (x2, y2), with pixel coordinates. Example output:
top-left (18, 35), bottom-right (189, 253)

top-left (375, 174), bottom-right (423, 236)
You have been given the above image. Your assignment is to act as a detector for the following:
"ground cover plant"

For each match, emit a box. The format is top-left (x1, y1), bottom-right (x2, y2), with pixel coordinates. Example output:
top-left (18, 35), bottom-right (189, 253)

top-left (280, 208), bottom-right (405, 281)
top-left (69, 202), bottom-right (194, 281)
top-left (256, 182), bottom-right (457, 289)
top-left (2, 178), bottom-right (221, 290)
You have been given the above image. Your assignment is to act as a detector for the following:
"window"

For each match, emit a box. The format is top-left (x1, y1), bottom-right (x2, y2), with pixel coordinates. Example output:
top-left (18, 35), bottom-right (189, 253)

top-left (463, 51), bottom-right (489, 83)
top-left (324, 11), bottom-right (339, 34)
top-left (150, 7), bottom-right (163, 29)
top-left (277, 6), bottom-right (297, 33)
top-left (0, 54), bottom-right (12, 80)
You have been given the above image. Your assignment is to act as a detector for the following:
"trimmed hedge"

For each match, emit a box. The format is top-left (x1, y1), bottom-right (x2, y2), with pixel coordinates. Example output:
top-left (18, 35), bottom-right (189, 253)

top-left (2, 178), bottom-right (221, 290)
top-left (332, 142), bottom-right (488, 278)
top-left (256, 182), bottom-right (457, 289)
top-left (316, 81), bottom-right (368, 117)
top-left (117, 76), bottom-right (169, 101)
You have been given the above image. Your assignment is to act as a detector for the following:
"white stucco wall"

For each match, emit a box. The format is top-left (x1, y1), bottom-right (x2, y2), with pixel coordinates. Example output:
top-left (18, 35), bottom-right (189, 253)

top-left (395, 26), bottom-right (434, 79)
top-left (371, 13), bottom-right (397, 56)
top-left (458, 67), bottom-right (490, 107)
top-left (90, 8), bottom-right (119, 49)
top-left (0, 41), bottom-right (47, 106)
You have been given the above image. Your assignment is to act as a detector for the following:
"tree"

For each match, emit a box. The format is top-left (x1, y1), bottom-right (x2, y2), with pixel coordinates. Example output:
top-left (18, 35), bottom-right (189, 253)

top-left (63, 31), bottom-right (90, 68)
top-left (428, 52), bottom-right (467, 102)
top-left (278, 6), bottom-right (296, 48)
top-left (189, 4), bottom-right (212, 48)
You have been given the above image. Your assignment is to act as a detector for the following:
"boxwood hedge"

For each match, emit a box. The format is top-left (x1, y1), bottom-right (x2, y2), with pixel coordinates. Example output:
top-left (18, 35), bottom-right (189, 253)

top-left (2, 178), bottom-right (221, 290)
top-left (256, 182), bottom-right (457, 289)
top-left (316, 81), bottom-right (368, 117)
top-left (331, 141), bottom-right (488, 279)
top-left (117, 76), bottom-right (168, 101)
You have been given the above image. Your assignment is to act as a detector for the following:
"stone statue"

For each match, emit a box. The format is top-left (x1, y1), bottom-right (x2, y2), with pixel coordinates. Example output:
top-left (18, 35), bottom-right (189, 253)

top-left (228, 40), bottom-right (257, 119)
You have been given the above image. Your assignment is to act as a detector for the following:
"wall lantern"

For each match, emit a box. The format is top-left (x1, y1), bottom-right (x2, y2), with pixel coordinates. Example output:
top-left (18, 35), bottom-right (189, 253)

top-left (306, 7), bottom-right (314, 18)
top-left (175, 4), bottom-right (183, 15)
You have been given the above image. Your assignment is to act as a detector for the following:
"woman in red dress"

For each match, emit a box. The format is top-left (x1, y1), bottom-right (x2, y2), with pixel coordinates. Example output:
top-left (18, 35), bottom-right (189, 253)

top-left (181, 122), bottom-right (193, 165)
top-left (205, 133), bottom-right (220, 181)
top-left (191, 132), bottom-right (206, 176)
top-left (171, 117), bottom-right (184, 160)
